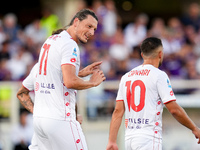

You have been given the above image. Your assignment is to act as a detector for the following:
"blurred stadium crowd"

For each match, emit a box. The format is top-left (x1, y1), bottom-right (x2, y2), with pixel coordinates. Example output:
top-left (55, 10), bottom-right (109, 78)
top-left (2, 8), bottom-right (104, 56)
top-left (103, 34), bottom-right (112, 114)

top-left (0, 1), bottom-right (200, 149)
top-left (0, 1), bottom-right (200, 82)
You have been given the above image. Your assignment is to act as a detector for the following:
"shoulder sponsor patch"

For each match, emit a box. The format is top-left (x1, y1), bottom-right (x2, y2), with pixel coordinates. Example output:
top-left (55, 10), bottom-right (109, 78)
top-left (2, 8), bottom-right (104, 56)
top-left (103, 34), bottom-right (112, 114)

top-left (167, 79), bottom-right (172, 88)
top-left (72, 48), bottom-right (77, 57)
top-left (70, 58), bottom-right (76, 62)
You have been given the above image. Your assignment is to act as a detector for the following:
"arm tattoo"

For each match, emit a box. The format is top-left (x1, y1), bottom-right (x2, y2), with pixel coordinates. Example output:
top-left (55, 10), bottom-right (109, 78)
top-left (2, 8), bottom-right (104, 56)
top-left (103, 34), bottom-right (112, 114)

top-left (17, 89), bottom-right (34, 113)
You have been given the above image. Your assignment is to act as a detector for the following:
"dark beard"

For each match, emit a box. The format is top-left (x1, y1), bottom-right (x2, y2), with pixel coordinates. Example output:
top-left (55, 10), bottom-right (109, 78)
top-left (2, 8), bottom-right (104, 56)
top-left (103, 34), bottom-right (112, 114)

top-left (158, 60), bottom-right (162, 68)
top-left (78, 38), bottom-right (87, 44)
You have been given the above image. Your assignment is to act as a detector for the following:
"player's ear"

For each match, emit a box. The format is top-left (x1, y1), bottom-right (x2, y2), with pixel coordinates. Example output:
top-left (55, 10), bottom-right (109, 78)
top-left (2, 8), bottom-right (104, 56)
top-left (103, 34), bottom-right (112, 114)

top-left (158, 50), bottom-right (162, 59)
top-left (141, 52), bottom-right (144, 58)
top-left (73, 18), bottom-right (79, 27)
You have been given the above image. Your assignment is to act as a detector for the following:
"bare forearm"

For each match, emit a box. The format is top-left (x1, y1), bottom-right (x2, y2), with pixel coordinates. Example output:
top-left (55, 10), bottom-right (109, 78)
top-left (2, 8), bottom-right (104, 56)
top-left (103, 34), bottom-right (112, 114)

top-left (171, 107), bottom-right (197, 131)
top-left (65, 77), bottom-right (94, 90)
top-left (109, 111), bottom-right (123, 142)
top-left (17, 89), bottom-right (34, 113)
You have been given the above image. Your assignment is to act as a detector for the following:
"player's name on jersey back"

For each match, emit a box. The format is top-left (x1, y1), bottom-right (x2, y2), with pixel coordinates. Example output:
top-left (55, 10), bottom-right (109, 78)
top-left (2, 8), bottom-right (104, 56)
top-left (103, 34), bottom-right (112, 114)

top-left (128, 69), bottom-right (150, 77)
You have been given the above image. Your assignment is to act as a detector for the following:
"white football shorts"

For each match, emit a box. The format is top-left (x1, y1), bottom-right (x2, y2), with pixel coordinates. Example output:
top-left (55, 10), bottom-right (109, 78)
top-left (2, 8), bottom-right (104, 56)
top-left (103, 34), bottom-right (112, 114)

top-left (125, 136), bottom-right (162, 150)
top-left (33, 117), bottom-right (88, 150)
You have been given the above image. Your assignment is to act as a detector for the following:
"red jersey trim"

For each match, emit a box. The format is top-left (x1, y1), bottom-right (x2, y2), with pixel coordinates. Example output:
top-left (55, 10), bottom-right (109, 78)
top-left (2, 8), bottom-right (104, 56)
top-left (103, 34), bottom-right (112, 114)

top-left (22, 84), bottom-right (31, 92)
top-left (164, 99), bottom-right (176, 104)
top-left (61, 63), bottom-right (76, 67)
top-left (116, 99), bottom-right (124, 102)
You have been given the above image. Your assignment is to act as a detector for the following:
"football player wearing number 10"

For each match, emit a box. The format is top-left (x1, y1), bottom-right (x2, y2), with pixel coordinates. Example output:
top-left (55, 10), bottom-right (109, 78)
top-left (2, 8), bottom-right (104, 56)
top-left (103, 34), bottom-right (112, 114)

top-left (106, 37), bottom-right (200, 150)
top-left (19, 9), bottom-right (105, 150)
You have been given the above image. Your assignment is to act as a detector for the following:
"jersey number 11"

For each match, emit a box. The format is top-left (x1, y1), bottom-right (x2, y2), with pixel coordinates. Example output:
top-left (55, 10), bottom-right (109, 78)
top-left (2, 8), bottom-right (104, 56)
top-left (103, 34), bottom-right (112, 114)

top-left (39, 44), bottom-right (51, 75)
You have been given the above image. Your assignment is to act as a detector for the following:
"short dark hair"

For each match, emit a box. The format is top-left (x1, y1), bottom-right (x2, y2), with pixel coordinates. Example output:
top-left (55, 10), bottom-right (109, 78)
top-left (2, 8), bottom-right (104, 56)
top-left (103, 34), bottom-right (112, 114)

top-left (69, 9), bottom-right (98, 26)
top-left (140, 37), bottom-right (162, 56)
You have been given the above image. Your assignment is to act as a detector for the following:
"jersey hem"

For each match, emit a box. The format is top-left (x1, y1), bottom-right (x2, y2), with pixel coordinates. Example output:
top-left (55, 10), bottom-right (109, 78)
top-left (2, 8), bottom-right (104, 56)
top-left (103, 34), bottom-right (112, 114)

top-left (22, 84), bottom-right (31, 92)
top-left (116, 99), bottom-right (123, 101)
top-left (61, 63), bottom-right (76, 67)
top-left (163, 99), bottom-right (176, 104)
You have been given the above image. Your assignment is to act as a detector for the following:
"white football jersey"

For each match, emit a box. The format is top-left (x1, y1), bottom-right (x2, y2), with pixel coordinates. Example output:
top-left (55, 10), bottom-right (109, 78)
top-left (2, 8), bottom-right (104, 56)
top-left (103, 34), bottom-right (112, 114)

top-left (22, 63), bottom-right (38, 92)
top-left (116, 64), bottom-right (176, 141)
top-left (34, 31), bottom-right (80, 121)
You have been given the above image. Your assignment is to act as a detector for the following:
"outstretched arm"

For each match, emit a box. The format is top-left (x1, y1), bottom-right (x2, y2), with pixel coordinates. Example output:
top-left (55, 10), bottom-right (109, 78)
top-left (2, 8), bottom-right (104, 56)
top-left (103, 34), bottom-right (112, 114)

top-left (62, 64), bottom-right (105, 90)
top-left (17, 86), bottom-right (34, 113)
top-left (106, 101), bottom-right (125, 150)
top-left (165, 101), bottom-right (200, 144)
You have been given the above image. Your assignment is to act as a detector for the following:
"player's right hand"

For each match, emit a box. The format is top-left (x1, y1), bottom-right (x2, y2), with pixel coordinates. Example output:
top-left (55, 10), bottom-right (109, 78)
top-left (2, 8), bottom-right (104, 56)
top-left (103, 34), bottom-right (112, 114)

top-left (89, 69), bottom-right (106, 87)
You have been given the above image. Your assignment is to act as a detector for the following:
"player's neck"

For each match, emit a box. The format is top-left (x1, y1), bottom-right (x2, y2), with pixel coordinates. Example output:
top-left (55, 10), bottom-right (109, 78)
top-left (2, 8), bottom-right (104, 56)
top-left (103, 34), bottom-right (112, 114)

top-left (66, 27), bottom-right (78, 43)
top-left (143, 59), bottom-right (159, 68)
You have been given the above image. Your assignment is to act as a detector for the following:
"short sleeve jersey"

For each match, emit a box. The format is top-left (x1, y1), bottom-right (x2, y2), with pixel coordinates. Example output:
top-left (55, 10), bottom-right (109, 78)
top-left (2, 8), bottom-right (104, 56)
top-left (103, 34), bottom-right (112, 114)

top-left (116, 64), bottom-right (176, 140)
top-left (34, 31), bottom-right (80, 121)
top-left (22, 63), bottom-right (38, 92)
top-left (22, 63), bottom-right (38, 104)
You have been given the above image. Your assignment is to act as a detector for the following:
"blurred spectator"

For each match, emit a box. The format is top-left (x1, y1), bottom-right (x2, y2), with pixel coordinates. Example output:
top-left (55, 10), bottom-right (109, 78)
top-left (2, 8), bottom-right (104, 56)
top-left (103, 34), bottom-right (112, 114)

top-left (2, 13), bottom-right (21, 43)
top-left (24, 19), bottom-right (46, 45)
top-left (115, 59), bottom-right (128, 79)
top-left (161, 53), bottom-right (186, 79)
top-left (102, 0), bottom-right (118, 37)
top-left (40, 8), bottom-right (61, 37)
top-left (124, 13), bottom-right (149, 49)
top-left (148, 17), bottom-right (166, 37)
top-left (109, 27), bottom-right (130, 61)
top-left (0, 40), bottom-right (10, 61)
top-left (180, 2), bottom-right (200, 32)
top-left (161, 29), bottom-right (183, 55)
top-left (0, 59), bottom-right (11, 80)
top-left (0, 20), bottom-right (6, 45)
top-left (185, 58), bottom-right (200, 79)
top-left (167, 17), bottom-right (185, 45)
top-left (196, 57), bottom-right (200, 75)
top-left (92, 0), bottom-right (107, 35)
top-left (100, 52), bottom-right (112, 77)
top-left (184, 25), bottom-right (199, 45)
top-left (87, 83), bottom-right (105, 120)
top-left (126, 46), bottom-right (143, 71)
top-left (10, 110), bottom-right (33, 150)
top-left (6, 44), bottom-right (34, 81)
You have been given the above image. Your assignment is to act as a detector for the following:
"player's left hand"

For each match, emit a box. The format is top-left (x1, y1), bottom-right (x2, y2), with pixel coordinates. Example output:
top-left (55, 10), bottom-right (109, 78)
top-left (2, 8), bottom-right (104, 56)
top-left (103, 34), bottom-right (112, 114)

top-left (106, 142), bottom-right (118, 150)
top-left (192, 127), bottom-right (200, 144)
top-left (78, 61), bottom-right (102, 77)
top-left (77, 114), bottom-right (83, 125)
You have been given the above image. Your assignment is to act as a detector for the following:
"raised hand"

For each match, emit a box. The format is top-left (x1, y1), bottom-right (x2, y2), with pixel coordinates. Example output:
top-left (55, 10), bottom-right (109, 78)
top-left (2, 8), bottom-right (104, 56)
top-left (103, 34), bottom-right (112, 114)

top-left (78, 61), bottom-right (102, 77)
top-left (89, 69), bottom-right (106, 87)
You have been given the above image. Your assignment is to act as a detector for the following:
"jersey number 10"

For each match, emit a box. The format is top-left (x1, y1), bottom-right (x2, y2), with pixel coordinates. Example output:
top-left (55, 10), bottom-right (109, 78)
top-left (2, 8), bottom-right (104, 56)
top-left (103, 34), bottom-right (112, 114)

top-left (125, 80), bottom-right (146, 112)
top-left (39, 44), bottom-right (51, 75)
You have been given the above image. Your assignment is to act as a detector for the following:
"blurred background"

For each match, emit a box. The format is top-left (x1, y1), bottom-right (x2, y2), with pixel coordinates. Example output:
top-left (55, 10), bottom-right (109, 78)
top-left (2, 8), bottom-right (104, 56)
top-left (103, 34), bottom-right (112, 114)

top-left (0, 0), bottom-right (200, 149)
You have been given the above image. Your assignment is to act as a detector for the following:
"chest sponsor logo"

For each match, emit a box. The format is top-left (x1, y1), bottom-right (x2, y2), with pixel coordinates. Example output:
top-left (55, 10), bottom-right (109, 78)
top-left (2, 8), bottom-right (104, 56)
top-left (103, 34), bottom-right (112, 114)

top-left (126, 117), bottom-right (149, 129)
top-left (39, 83), bottom-right (55, 94)
top-left (41, 83), bottom-right (55, 89)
